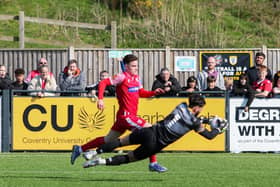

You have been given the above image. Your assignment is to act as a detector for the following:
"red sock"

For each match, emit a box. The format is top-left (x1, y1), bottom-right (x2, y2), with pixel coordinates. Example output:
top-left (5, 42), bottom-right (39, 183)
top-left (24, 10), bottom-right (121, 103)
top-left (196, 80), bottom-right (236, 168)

top-left (149, 155), bottom-right (157, 163)
top-left (81, 137), bottom-right (105, 152)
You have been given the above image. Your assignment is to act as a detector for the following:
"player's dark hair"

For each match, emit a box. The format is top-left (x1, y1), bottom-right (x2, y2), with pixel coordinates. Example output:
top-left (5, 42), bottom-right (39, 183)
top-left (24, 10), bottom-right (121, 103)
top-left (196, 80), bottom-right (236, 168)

top-left (123, 54), bottom-right (137, 65)
top-left (256, 52), bottom-right (266, 59)
top-left (189, 94), bottom-right (206, 108)
top-left (14, 68), bottom-right (25, 75)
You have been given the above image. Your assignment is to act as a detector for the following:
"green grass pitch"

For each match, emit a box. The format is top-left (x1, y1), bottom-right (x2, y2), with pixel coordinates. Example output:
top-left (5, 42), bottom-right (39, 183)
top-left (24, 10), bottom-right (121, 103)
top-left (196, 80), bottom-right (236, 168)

top-left (0, 152), bottom-right (279, 187)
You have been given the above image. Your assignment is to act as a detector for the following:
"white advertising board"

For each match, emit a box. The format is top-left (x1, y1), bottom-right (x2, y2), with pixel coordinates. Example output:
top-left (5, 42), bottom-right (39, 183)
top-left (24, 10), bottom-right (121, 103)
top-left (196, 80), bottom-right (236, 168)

top-left (229, 98), bottom-right (280, 152)
top-left (0, 97), bottom-right (2, 152)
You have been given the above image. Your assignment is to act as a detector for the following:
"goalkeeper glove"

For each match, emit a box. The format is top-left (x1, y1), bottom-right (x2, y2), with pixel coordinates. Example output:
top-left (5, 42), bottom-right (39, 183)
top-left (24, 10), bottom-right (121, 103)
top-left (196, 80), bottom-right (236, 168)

top-left (209, 116), bottom-right (228, 134)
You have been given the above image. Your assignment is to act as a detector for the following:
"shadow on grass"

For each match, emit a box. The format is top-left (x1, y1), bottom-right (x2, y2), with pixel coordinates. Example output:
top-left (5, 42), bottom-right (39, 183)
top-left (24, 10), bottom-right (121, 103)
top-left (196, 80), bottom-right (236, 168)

top-left (0, 175), bottom-right (163, 182)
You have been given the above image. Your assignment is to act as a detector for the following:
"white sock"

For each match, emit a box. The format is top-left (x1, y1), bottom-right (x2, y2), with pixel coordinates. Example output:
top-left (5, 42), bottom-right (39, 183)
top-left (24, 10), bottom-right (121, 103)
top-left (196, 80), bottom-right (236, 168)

top-left (98, 158), bottom-right (106, 165)
top-left (150, 162), bottom-right (157, 166)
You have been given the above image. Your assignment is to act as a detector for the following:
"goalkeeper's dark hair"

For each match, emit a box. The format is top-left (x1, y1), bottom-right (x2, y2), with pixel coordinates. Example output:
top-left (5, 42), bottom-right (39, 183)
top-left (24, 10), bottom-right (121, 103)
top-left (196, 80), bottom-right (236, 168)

top-left (189, 94), bottom-right (206, 108)
top-left (123, 54), bottom-right (137, 64)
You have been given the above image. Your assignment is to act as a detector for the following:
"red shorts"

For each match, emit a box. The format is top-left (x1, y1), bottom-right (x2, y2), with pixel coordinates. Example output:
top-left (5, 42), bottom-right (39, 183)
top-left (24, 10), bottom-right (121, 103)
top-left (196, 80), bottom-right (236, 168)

top-left (111, 114), bottom-right (147, 134)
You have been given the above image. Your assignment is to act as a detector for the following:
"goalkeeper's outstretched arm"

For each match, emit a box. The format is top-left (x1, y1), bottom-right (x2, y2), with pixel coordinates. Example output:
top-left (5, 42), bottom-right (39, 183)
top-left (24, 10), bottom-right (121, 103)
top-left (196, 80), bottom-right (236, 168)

top-left (197, 116), bottom-right (228, 139)
top-left (198, 128), bottom-right (220, 140)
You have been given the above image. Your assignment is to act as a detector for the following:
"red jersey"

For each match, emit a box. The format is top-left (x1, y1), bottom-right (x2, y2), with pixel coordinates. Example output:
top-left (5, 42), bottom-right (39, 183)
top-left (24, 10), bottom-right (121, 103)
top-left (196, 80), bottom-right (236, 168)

top-left (252, 79), bottom-right (272, 92)
top-left (98, 72), bottom-right (155, 116)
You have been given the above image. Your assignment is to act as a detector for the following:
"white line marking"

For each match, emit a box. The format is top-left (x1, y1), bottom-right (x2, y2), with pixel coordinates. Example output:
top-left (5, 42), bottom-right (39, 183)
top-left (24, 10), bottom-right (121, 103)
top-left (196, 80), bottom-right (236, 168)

top-left (0, 153), bottom-right (279, 159)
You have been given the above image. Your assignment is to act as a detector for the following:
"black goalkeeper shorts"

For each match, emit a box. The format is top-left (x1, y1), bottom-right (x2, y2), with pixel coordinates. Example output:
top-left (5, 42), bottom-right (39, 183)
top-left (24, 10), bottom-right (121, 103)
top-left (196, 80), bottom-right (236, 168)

top-left (129, 127), bottom-right (165, 160)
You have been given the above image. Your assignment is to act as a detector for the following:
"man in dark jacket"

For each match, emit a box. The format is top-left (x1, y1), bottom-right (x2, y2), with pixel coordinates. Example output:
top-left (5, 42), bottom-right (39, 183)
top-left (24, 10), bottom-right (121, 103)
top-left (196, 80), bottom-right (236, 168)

top-left (246, 52), bottom-right (272, 85)
top-left (152, 68), bottom-right (181, 97)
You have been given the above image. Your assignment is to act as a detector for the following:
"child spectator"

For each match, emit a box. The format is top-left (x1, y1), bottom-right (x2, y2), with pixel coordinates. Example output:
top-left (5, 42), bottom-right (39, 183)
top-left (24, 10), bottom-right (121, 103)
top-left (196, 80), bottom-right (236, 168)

top-left (12, 68), bottom-right (28, 95)
top-left (252, 65), bottom-right (272, 98)
top-left (85, 70), bottom-right (115, 97)
top-left (232, 73), bottom-right (255, 112)
top-left (203, 76), bottom-right (224, 97)
top-left (179, 76), bottom-right (199, 97)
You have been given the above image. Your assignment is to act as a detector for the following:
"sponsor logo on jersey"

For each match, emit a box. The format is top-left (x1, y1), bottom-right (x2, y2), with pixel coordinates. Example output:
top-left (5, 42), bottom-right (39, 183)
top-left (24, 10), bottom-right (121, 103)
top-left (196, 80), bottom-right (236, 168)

top-left (128, 86), bottom-right (139, 92)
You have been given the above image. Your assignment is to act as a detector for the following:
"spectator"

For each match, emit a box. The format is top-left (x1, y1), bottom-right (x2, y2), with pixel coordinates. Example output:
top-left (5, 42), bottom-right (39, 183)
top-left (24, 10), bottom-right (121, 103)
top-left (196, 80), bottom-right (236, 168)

top-left (197, 56), bottom-right (225, 91)
top-left (179, 76), bottom-right (199, 97)
top-left (85, 70), bottom-right (115, 97)
top-left (0, 64), bottom-right (13, 90)
top-left (252, 65), bottom-right (272, 98)
top-left (232, 73), bottom-right (255, 112)
top-left (246, 52), bottom-right (272, 85)
top-left (272, 71), bottom-right (280, 97)
top-left (12, 68), bottom-right (28, 95)
top-left (59, 59), bottom-right (86, 96)
top-left (203, 76), bottom-right (224, 97)
top-left (28, 65), bottom-right (57, 97)
top-left (152, 67), bottom-right (181, 97)
top-left (25, 57), bottom-right (53, 83)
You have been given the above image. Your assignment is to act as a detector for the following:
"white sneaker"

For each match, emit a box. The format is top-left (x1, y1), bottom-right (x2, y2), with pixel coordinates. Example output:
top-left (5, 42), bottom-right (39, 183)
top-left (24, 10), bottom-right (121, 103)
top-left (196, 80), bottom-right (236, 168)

top-left (83, 157), bottom-right (101, 168)
top-left (83, 150), bottom-right (97, 160)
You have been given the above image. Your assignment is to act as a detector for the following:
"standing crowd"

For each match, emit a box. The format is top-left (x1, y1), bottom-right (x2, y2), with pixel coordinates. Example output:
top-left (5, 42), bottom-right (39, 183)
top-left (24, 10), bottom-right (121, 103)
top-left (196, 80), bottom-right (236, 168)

top-left (0, 52), bottom-right (279, 108)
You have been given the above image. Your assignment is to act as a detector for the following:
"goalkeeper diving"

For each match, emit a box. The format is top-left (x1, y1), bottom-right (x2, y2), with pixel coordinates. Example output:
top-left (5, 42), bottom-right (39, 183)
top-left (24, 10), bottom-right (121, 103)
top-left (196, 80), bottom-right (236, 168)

top-left (82, 94), bottom-right (228, 169)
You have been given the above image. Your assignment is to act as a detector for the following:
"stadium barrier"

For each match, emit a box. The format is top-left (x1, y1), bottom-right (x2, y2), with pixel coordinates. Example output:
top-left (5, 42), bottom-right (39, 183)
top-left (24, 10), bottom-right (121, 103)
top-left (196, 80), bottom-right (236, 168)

top-left (2, 90), bottom-right (280, 153)
top-left (11, 91), bottom-right (226, 152)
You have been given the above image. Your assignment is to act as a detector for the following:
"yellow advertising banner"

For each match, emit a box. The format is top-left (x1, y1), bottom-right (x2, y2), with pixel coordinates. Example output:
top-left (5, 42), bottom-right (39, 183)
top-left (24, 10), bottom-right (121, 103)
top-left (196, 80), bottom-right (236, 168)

top-left (13, 97), bottom-right (225, 151)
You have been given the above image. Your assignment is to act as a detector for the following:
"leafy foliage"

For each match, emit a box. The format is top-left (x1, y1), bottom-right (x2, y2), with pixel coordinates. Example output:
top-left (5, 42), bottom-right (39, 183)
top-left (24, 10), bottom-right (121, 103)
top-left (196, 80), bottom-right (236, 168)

top-left (0, 0), bottom-right (279, 48)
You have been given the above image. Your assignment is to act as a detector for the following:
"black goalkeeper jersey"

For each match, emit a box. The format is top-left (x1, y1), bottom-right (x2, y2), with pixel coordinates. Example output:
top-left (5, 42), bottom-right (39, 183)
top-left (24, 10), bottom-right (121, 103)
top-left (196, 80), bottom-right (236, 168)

top-left (153, 102), bottom-right (201, 146)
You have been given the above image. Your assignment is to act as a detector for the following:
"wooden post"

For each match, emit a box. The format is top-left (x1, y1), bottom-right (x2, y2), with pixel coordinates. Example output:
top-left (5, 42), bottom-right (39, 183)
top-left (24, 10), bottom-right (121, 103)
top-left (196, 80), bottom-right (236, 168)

top-left (68, 46), bottom-right (75, 60)
top-left (19, 11), bottom-right (25, 49)
top-left (165, 46), bottom-right (171, 69)
top-left (111, 21), bottom-right (117, 48)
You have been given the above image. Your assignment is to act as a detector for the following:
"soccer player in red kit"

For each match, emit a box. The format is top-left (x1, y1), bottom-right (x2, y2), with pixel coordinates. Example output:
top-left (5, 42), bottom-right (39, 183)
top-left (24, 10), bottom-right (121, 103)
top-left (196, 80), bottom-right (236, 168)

top-left (71, 54), bottom-right (167, 172)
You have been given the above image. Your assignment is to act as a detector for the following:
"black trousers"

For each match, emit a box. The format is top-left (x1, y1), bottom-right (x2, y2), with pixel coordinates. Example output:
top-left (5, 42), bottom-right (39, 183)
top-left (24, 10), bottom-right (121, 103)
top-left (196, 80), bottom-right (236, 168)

top-left (129, 127), bottom-right (166, 160)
